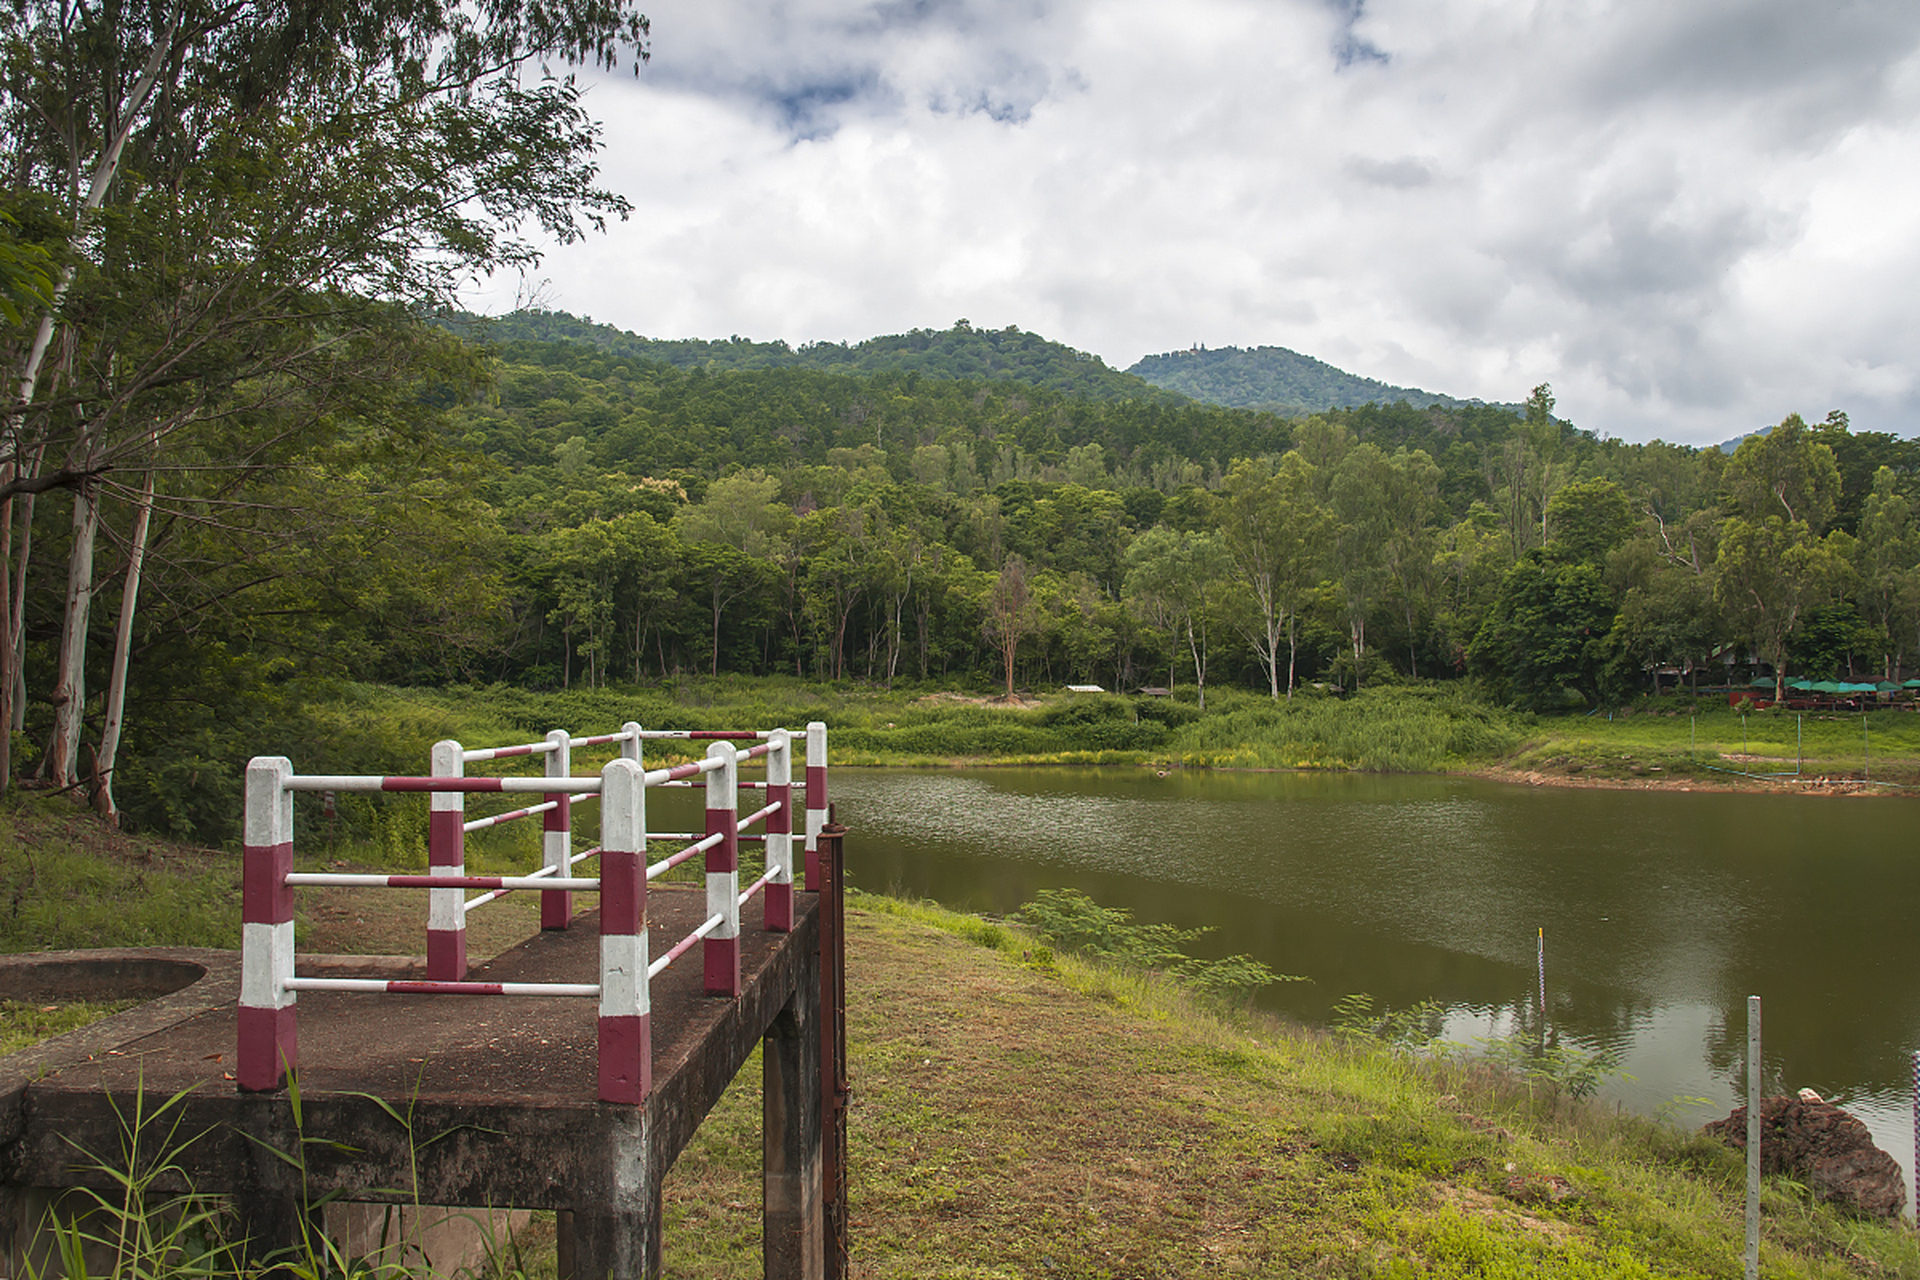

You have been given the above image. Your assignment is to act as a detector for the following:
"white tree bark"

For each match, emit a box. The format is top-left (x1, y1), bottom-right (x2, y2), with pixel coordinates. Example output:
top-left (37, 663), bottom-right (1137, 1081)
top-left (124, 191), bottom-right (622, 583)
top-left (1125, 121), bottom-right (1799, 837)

top-left (48, 481), bottom-right (100, 787)
top-left (98, 446), bottom-right (158, 823)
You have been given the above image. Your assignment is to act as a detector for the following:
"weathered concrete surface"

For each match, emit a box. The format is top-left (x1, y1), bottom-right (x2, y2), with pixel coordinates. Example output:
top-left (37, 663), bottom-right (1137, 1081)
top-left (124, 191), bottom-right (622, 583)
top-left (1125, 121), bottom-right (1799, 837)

top-left (1, 887), bottom-right (821, 1279)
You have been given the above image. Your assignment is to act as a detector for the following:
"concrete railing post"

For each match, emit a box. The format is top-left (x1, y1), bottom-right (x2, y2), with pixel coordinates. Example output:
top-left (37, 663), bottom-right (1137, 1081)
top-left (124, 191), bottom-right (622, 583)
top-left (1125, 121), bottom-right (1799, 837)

top-left (238, 755), bottom-right (296, 1092)
top-left (542, 729), bottom-right (573, 930)
top-left (598, 757), bottom-right (650, 1103)
top-left (427, 740), bottom-right (467, 980)
top-left (705, 741), bottom-right (742, 996)
top-left (621, 721), bottom-right (642, 765)
top-left (765, 729), bottom-right (794, 933)
top-left (804, 722), bottom-right (827, 892)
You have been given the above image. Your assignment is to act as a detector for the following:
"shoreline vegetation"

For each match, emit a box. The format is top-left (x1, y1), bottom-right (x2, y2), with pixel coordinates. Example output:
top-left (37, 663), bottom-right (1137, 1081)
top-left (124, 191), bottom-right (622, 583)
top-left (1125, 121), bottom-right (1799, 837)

top-left (5, 835), bottom-right (1917, 1277)
top-left (283, 677), bottom-right (1920, 811)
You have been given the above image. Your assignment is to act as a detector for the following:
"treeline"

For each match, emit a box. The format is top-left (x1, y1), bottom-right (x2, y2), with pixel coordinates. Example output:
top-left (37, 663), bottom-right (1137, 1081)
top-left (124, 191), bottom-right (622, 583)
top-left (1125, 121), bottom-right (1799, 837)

top-left (450, 310), bottom-right (1177, 405)
top-left (4, 309), bottom-right (1917, 840)
top-left (357, 336), bottom-right (1920, 715)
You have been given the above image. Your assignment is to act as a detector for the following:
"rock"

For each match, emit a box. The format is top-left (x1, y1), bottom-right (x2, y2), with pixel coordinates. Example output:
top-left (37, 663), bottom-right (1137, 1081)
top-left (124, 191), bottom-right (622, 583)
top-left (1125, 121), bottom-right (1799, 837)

top-left (1703, 1095), bottom-right (1907, 1219)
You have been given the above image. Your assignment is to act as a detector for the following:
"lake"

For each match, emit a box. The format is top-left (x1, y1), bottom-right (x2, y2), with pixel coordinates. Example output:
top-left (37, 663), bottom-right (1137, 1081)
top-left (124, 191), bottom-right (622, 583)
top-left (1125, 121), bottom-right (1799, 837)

top-left (825, 766), bottom-right (1920, 1194)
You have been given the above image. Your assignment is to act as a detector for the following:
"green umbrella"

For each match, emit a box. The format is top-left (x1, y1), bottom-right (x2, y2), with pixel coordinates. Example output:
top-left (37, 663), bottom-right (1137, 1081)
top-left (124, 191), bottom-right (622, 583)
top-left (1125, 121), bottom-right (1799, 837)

top-left (1811, 680), bottom-right (1845, 694)
top-left (1840, 682), bottom-right (1880, 694)
top-left (1787, 678), bottom-right (1815, 691)
top-left (1749, 676), bottom-right (1775, 688)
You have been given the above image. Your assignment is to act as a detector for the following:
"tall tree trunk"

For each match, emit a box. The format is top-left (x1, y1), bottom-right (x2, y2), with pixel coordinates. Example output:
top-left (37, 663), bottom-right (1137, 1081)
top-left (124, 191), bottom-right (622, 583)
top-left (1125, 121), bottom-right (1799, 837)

top-left (98, 454), bottom-right (157, 824)
top-left (49, 483), bottom-right (100, 787)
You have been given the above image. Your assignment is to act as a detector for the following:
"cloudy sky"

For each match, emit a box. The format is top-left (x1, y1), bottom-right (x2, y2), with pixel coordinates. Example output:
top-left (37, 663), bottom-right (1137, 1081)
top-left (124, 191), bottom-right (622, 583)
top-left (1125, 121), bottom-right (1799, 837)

top-left (467, 1), bottom-right (1920, 448)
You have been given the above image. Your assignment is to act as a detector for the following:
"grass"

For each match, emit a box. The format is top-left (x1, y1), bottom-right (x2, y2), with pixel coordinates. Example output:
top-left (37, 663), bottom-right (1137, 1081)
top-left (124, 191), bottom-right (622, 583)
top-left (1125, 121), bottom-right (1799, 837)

top-left (657, 894), bottom-right (1920, 1279)
top-left (1501, 697), bottom-right (1920, 789)
top-left (5, 791), bottom-right (1919, 1278)
top-left (0, 997), bottom-right (138, 1055)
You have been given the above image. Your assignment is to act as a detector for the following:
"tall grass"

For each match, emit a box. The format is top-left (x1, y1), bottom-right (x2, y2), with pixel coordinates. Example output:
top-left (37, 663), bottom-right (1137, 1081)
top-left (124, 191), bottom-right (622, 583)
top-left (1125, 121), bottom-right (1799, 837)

top-left (1164, 685), bottom-right (1525, 772)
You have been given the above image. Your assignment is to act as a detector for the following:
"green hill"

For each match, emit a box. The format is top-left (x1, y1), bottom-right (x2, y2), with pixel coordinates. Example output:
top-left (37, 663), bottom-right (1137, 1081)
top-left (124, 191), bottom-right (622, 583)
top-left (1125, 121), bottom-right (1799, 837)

top-left (448, 310), bottom-right (1182, 405)
top-left (1127, 344), bottom-right (1506, 414)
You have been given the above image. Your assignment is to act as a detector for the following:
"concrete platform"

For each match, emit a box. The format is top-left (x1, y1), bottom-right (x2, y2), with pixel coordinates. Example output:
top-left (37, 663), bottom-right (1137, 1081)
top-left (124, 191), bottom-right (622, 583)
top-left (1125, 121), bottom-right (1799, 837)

top-left (0, 884), bottom-right (827, 1279)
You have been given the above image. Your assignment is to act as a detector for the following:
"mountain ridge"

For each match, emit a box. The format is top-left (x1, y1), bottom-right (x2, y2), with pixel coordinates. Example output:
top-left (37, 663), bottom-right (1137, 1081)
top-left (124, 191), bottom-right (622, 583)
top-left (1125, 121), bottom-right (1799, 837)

top-left (446, 310), bottom-right (1510, 416)
top-left (1126, 344), bottom-right (1515, 415)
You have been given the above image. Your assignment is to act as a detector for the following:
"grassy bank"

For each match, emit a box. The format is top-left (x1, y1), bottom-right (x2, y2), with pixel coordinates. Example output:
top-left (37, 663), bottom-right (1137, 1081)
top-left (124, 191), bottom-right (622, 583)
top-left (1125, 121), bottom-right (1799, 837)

top-left (4, 810), bottom-right (1918, 1277)
top-left (279, 678), bottom-right (1920, 804)
top-left (660, 894), bottom-right (1919, 1278)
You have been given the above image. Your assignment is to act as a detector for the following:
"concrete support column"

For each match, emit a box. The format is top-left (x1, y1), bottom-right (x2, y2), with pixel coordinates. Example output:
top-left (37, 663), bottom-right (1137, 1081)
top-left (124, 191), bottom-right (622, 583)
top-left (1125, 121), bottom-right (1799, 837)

top-left (763, 997), bottom-right (824, 1280)
top-left (566, 1108), bottom-right (661, 1280)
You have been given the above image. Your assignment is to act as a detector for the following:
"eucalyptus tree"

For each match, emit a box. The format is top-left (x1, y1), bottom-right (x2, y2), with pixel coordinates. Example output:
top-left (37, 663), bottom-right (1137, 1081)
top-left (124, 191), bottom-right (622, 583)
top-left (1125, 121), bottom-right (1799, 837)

top-left (1857, 467), bottom-right (1920, 677)
top-left (1714, 415), bottom-right (1850, 698)
top-left (1123, 526), bottom-right (1230, 707)
top-left (1, 0), bottom-right (650, 807)
top-left (1218, 453), bottom-right (1327, 699)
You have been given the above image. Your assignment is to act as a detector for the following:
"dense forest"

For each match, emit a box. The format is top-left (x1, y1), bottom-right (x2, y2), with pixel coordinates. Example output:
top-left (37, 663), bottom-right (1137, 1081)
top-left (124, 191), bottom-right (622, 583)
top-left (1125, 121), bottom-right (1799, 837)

top-left (6, 0), bottom-right (1919, 843)
top-left (8, 296), bottom-right (1920, 838)
top-left (1128, 345), bottom-right (1504, 415)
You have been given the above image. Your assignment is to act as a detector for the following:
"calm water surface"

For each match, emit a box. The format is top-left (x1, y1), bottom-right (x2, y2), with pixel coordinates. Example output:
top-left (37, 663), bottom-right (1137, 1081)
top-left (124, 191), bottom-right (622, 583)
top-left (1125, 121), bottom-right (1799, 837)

top-left (826, 767), bottom-right (1920, 1190)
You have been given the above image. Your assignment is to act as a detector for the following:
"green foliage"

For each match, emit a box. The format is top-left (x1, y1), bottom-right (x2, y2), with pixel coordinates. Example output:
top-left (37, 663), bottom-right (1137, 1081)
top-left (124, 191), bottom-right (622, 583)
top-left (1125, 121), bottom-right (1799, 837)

top-left (1331, 993), bottom-right (1448, 1052)
top-left (1013, 887), bottom-right (1298, 1003)
top-left (0, 817), bottom-right (238, 953)
top-left (0, 998), bottom-right (136, 1055)
top-left (1128, 344), bottom-right (1504, 415)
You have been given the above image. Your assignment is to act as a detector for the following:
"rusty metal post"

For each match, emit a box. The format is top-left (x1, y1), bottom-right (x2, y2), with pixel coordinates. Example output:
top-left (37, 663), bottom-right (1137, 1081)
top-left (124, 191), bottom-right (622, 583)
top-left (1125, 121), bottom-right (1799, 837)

top-left (817, 815), bottom-right (850, 1277)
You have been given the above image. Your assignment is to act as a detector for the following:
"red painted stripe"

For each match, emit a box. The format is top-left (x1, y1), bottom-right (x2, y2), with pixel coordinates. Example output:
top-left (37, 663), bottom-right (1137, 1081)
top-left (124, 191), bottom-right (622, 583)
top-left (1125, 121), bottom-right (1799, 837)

top-left (387, 875), bottom-right (506, 889)
top-left (705, 812), bottom-right (737, 872)
top-left (429, 810), bottom-right (464, 867)
top-left (658, 927), bottom-right (704, 968)
top-left (575, 732), bottom-right (625, 747)
top-left (689, 731), bottom-right (756, 739)
top-left (806, 765), bottom-right (828, 804)
top-left (243, 841), bottom-right (294, 924)
top-left (544, 794), bottom-right (571, 831)
top-left (494, 745), bottom-right (536, 758)
top-left (382, 777), bottom-right (507, 792)
top-left (665, 760), bottom-right (705, 781)
top-left (387, 980), bottom-right (505, 995)
top-left (704, 937), bottom-right (741, 996)
top-left (739, 741), bottom-right (773, 760)
top-left (601, 850), bottom-right (643, 937)
top-left (427, 929), bottom-right (466, 979)
top-left (766, 882), bottom-right (794, 933)
top-left (236, 1003), bottom-right (297, 1092)
top-left (770, 783), bottom-right (792, 835)
top-left (598, 1013), bottom-right (651, 1103)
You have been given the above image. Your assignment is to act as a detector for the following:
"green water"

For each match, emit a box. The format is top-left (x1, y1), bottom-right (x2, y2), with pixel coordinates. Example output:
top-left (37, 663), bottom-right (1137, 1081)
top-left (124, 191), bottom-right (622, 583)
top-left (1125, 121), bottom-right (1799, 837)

top-left (827, 766), bottom-right (1920, 1186)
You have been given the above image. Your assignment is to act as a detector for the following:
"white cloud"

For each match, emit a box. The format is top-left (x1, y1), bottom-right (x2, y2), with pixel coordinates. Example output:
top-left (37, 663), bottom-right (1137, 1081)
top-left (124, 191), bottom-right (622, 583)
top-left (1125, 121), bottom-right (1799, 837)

top-left (469, 0), bottom-right (1920, 446)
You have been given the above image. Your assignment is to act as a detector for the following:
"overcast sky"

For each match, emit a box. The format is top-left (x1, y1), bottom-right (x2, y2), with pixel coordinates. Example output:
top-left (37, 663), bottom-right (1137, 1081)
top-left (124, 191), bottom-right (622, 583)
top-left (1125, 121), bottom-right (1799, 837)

top-left (466, 1), bottom-right (1920, 448)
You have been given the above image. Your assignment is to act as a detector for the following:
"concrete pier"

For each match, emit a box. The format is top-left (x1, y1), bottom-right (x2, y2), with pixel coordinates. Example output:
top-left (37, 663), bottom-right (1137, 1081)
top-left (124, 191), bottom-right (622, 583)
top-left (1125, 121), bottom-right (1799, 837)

top-left (1, 880), bottom-right (832, 1280)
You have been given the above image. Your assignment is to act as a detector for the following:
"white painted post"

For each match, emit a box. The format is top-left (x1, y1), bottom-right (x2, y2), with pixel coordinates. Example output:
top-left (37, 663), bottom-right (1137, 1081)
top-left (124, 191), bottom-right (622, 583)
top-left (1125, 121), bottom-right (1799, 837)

top-left (704, 741), bottom-right (741, 996)
top-left (598, 757), bottom-right (649, 1103)
top-left (804, 721), bottom-right (828, 892)
top-left (622, 721), bottom-right (642, 765)
top-left (238, 756), bottom-right (296, 1091)
top-left (765, 728), bottom-right (793, 932)
top-left (427, 739), bottom-right (466, 980)
top-left (542, 729), bottom-right (573, 930)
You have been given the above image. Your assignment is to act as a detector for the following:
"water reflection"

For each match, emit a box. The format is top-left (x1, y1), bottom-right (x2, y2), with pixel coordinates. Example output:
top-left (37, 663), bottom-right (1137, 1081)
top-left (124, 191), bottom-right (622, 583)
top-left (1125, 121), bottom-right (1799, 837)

top-left (830, 767), bottom-right (1920, 1198)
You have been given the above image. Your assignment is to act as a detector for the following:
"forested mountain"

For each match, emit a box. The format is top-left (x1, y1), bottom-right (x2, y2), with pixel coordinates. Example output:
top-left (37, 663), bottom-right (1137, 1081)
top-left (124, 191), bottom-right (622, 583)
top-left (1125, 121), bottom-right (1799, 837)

top-left (1128, 345), bottom-right (1504, 415)
top-left (448, 310), bottom-right (1178, 404)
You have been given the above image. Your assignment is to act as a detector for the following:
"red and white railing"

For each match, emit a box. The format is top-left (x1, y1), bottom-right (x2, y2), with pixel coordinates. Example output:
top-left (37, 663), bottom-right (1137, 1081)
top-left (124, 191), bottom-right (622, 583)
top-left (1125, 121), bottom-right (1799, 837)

top-left (237, 721), bottom-right (829, 1104)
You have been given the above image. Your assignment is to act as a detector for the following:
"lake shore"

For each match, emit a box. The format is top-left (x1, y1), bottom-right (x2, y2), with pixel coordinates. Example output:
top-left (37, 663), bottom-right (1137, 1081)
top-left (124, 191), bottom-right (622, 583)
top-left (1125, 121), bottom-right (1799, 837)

top-left (5, 796), bottom-right (1920, 1275)
top-left (1468, 762), bottom-right (1909, 797)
